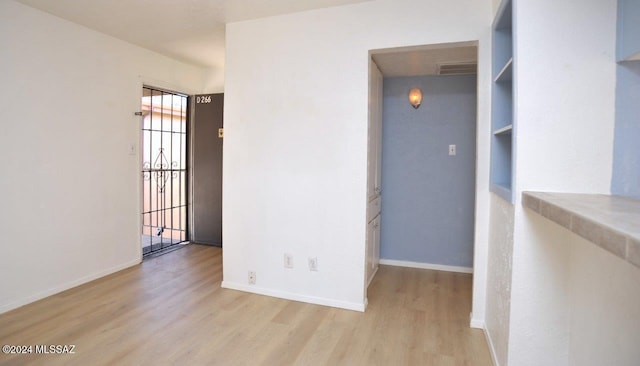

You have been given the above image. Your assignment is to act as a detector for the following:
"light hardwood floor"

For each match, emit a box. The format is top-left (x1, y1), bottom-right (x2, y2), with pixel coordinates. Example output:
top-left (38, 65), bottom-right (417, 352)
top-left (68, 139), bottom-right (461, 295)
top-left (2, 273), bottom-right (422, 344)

top-left (0, 245), bottom-right (492, 365)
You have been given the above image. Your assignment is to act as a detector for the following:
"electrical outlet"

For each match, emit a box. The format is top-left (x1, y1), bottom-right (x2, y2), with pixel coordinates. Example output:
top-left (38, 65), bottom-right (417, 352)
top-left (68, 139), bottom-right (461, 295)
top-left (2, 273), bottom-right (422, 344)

top-left (248, 271), bottom-right (256, 285)
top-left (284, 254), bottom-right (293, 269)
top-left (308, 257), bottom-right (318, 271)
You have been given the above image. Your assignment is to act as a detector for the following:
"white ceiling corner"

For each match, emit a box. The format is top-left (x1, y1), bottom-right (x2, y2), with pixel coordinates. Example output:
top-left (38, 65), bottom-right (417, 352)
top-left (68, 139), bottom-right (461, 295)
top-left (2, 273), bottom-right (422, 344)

top-left (372, 43), bottom-right (478, 77)
top-left (15, 0), bottom-right (372, 70)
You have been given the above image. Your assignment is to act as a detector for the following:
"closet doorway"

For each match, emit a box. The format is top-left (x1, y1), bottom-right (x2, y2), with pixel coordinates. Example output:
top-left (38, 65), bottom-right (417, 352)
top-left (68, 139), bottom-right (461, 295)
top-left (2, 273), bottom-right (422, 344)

top-left (368, 41), bottom-right (478, 280)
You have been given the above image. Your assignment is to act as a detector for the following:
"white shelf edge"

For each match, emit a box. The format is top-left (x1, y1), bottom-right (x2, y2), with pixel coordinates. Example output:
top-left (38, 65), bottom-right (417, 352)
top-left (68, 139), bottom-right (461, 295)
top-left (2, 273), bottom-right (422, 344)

top-left (624, 52), bottom-right (640, 61)
top-left (522, 192), bottom-right (640, 269)
top-left (494, 57), bottom-right (513, 82)
top-left (492, 0), bottom-right (512, 30)
top-left (493, 124), bottom-right (513, 135)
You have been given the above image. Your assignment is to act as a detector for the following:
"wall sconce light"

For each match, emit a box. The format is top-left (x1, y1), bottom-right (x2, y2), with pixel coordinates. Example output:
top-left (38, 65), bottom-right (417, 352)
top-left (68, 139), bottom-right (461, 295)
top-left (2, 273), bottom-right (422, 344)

top-left (408, 88), bottom-right (422, 109)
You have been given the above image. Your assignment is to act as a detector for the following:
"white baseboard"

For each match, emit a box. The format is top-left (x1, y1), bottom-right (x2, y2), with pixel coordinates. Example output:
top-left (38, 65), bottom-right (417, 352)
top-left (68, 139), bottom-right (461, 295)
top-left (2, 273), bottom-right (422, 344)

top-left (379, 259), bottom-right (473, 274)
top-left (221, 281), bottom-right (366, 312)
top-left (0, 257), bottom-right (141, 315)
top-left (483, 326), bottom-right (500, 366)
top-left (367, 266), bottom-right (379, 287)
top-left (470, 316), bottom-right (485, 329)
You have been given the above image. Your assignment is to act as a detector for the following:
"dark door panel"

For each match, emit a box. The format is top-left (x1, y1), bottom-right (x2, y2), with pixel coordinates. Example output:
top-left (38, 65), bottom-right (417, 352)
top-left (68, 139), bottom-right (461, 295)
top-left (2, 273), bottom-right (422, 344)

top-left (192, 93), bottom-right (223, 246)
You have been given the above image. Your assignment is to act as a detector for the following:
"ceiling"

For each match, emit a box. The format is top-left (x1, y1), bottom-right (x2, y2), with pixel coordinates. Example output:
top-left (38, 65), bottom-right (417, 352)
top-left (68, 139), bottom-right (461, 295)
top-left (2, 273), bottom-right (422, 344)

top-left (372, 42), bottom-right (478, 77)
top-left (16, 0), bottom-right (371, 70)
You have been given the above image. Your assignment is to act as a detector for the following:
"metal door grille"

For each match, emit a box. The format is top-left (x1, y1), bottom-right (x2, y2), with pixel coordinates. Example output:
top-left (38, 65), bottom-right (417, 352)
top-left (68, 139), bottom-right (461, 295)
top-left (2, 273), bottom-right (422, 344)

top-left (141, 87), bottom-right (188, 255)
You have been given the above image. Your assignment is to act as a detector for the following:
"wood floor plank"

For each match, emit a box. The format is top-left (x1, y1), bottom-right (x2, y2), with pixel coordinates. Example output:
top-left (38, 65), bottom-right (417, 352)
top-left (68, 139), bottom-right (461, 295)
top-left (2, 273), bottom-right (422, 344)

top-left (0, 245), bottom-right (492, 365)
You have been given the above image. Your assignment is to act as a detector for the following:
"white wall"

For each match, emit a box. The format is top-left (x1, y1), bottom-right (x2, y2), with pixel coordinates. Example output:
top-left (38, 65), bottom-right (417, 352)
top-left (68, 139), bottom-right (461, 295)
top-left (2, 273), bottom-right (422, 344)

top-left (484, 2), bottom-right (512, 362)
top-left (511, 212), bottom-right (640, 366)
top-left (203, 68), bottom-right (225, 94)
top-left (472, 28), bottom-right (493, 329)
top-left (222, 0), bottom-right (492, 312)
top-left (0, 1), bottom-right (207, 313)
top-left (568, 230), bottom-right (640, 366)
top-left (505, 0), bottom-right (618, 364)
top-left (485, 195), bottom-right (515, 366)
top-left (509, 211), bottom-right (572, 366)
top-left (514, 0), bottom-right (616, 195)
top-left (492, 0), bottom-right (502, 15)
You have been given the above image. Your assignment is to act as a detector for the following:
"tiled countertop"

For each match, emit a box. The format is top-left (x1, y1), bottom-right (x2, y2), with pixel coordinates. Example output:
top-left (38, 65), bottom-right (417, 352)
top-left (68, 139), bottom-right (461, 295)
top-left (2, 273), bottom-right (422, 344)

top-left (522, 192), bottom-right (640, 269)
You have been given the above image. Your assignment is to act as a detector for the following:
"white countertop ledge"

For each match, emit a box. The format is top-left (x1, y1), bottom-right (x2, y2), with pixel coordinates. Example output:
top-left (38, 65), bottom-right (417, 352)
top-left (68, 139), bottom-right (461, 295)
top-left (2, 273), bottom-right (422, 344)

top-left (522, 192), bottom-right (640, 269)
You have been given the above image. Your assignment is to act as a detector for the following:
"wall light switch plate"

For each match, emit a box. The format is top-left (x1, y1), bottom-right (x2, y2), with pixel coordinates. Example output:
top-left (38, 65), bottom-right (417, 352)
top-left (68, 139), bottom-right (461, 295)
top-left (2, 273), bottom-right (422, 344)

top-left (449, 144), bottom-right (456, 156)
top-left (284, 254), bottom-right (293, 269)
top-left (308, 257), bottom-right (318, 271)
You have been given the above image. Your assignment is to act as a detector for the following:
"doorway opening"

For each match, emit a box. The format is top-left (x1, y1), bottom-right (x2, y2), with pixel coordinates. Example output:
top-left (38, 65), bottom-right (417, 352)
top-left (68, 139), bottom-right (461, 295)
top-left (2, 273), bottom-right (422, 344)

top-left (366, 41), bottom-right (479, 295)
top-left (141, 86), bottom-right (189, 256)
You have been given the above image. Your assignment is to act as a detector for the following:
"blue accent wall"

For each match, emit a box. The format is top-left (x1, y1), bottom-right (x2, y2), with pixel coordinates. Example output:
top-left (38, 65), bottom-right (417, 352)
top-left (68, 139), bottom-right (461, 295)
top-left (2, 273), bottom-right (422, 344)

top-left (380, 75), bottom-right (477, 267)
top-left (617, 0), bottom-right (640, 61)
top-left (611, 62), bottom-right (640, 199)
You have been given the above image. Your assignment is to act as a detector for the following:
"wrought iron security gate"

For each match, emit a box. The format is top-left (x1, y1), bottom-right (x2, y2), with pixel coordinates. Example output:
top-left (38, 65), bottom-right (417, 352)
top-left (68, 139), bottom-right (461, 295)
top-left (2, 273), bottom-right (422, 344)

top-left (141, 87), bottom-right (188, 255)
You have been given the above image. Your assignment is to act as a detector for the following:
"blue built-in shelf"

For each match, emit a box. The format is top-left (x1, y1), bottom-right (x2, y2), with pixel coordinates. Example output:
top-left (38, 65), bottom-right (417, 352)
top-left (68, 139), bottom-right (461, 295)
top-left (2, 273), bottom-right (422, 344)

top-left (490, 0), bottom-right (515, 203)
top-left (612, 0), bottom-right (640, 199)
top-left (493, 124), bottom-right (513, 136)
top-left (617, 0), bottom-right (640, 62)
top-left (491, 182), bottom-right (512, 203)
top-left (494, 58), bottom-right (513, 83)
